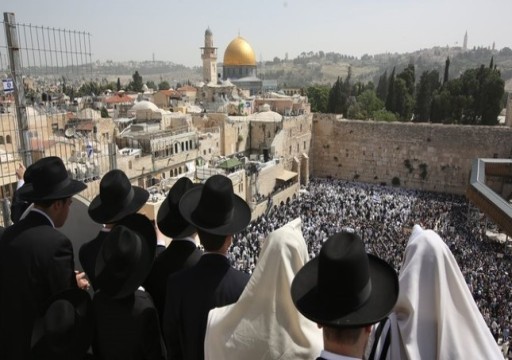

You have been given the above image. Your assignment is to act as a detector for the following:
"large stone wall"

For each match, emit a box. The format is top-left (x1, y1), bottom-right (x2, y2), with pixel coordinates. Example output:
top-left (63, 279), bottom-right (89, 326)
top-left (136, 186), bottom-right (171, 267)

top-left (311, 115), bottom-right (512, 194)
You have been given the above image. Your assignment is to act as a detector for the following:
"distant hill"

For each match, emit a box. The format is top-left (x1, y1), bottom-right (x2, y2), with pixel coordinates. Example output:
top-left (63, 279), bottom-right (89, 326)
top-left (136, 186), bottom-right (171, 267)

top-left (259, 46), bottom-right (512, 91)
top-left (92, 46), bottom-right (512, 91)
top-left (90, 60), bottom-right (202, 87)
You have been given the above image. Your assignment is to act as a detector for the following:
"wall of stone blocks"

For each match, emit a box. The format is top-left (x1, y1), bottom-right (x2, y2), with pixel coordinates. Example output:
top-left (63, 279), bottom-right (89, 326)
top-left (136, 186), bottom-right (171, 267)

top-left (279, 115), bottom-right (313, 169)
top-left (311, 115), bottom-right (512, 194)
top-left (224, 119), bottom-right (250, 156)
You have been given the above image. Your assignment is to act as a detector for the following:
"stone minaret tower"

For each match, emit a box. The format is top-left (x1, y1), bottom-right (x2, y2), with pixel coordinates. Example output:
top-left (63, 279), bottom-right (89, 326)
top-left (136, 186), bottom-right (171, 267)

top-left (463, 31), bottom-right (468, 51)
top-left (201, 28), bottom-right (217, 84)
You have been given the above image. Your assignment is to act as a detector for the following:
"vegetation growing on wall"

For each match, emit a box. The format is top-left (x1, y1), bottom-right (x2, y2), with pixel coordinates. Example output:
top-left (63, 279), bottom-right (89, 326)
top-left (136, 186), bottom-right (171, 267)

top-left (404, 159), bottom-right (414, 173)
top-left (419, 163), bottom-right (428, 180)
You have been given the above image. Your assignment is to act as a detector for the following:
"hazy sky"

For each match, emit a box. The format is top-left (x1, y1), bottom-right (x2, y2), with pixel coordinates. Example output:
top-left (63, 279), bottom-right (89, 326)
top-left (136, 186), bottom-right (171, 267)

top-left (4, 0), bottom-right (512, 67)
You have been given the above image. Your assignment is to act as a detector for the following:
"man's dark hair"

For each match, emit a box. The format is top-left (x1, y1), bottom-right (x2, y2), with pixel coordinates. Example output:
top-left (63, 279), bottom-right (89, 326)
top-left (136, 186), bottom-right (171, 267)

top-left (197, 230), bottom-right (227, 251)
top-left (34, 197), bottom-right (69, 209)
top-left (323, 325), bottom-right (365, 345)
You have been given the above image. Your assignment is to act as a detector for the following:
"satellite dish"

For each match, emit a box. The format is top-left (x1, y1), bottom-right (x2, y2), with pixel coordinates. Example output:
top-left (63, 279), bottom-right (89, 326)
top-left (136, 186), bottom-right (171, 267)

top-left (65, 128), bottom-right (76, 138)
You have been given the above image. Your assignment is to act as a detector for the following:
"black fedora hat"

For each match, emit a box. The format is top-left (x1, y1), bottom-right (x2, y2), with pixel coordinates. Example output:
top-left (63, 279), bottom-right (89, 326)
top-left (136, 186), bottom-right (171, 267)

top-left (18, 156), bottom-right (87, 202)
top-left (179, 174), bottom-right (251, 236)
top-left (157, 177), bottom-right (197, 238)
top-left (95, 213), bottom-right (156, 299)
top-left (88, 169), bottom-right (149, 224)
top-left (291, 231), bottom-right (398, 328)
top-left (31, 288), bottom-right (92, 359)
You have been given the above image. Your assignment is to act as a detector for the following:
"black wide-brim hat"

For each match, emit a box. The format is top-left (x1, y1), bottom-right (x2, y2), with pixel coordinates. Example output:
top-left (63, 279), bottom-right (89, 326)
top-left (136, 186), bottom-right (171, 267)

top-left (88, 169), bottom-right (149, 224)
top-left (291, 231), bottom-right (399, 328)
top-left (18, 156), bottom-right (87, 202)
top-left (95, 213), bottom-right (156, 299)
top-left (179, 174), bottom-right (251, 236)
top-left (157, 177), bottom-right (197, 238)
top-left (31, 288), bottom-right (92, 358)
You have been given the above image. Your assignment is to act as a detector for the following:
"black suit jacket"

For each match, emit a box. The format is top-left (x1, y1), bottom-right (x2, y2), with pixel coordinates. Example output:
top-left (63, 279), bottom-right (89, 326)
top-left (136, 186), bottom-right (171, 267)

top-left (163, 253), bottom-right (250, 360)
top-left (0, 211), bottom-right (77, 359)
top-left (79, 230), bottom-right (110, 290)
top-left (93, 290), bottom-right (166, 360)
top-left (144, 239), bottom-right (202, 320)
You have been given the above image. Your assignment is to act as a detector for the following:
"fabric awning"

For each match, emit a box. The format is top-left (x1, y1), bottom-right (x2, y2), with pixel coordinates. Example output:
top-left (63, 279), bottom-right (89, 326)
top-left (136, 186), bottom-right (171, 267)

top-left (276, 170), bottom-right (297, 182)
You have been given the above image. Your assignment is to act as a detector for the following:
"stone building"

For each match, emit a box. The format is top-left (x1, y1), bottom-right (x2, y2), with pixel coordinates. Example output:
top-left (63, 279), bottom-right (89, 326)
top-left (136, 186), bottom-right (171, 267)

top-left (153, 89), bottom-right (181, 110)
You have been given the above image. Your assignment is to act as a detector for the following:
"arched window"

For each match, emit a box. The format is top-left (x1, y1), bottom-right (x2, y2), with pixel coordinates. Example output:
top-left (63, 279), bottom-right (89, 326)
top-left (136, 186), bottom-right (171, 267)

top-left (0, 136), bottom-right (4, 145)
top-left (6, 135), bottom-right (11, 144)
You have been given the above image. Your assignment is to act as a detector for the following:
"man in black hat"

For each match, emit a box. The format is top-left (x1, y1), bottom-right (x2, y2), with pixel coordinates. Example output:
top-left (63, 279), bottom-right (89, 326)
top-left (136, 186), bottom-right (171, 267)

top-left (291, 231), bottom-right (399, 360)
top-left (31, 288), bottom-right (93, 360)
top-left (163, 174), bottom-right (251, 360)
top-left (92, 213), bottom-right (165, 360)
top-left (79, 169), bottom-right (149, 290)
top-left (0, 156), bottom-right (87, 359)
top-left (144, 177), bottom-right (203, 321)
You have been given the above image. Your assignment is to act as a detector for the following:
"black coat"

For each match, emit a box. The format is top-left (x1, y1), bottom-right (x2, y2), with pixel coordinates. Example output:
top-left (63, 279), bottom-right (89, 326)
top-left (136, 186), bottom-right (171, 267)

top-left (144, 239), bottom-right (202, 320)
top-left (0, 211), bottom-right (77, 359)
top-left (93, 290), bottom-right (166, 360)
top-left (163, 253), bottom-right (250, 360)
top-left (79, 230), bottom-right (109, 290)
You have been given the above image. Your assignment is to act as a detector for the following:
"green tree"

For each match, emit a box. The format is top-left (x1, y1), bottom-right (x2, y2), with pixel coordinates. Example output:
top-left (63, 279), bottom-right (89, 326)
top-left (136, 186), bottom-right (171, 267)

top-left (373, 109), bottom-right (398, 122)
top-left (398, 64), bottom-right (415, 97)
top-left (356, 89), bottom-right (384, 119)
top-left (376, 70), bottom-right (388, 102)
top-left (347, 102), bottom-right (365, 119)
top-left (458, 65), bottom-right (504, 125)
top-left (116, 77), bottom-right (121, 91)
top-left (430, 88), bottom-right (453, 123)
top-left (146, 80), bottom-right (157, 90)
top-left (443, 57), bottom-right (450, 84)
top-left (100, 106), bottom-right (110, 118)
top-left (307, 85), bottom-right (330, 113)
top-left (129, 71), bottom-right (144, 92)
top-left (414, 70), bottom-right (440, 122)
top-left (327, 77), bottom-right (345, 114)
top-left (393, 78), bottom-right (414, 121)
top-left (477, 67), bottom-right (504, 125)
top-left (77, 81), bottom-right (102, 97)
top-left (158, 80), bottom-right (171, 90)
top-left (385, 67), bottom-right (396, 112)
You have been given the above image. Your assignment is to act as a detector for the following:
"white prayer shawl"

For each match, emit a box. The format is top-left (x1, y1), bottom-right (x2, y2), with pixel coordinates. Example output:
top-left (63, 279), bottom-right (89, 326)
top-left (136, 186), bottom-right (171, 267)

top-left (387, 225), bottom-right (502, 360)
top-left (204, 218), bottom-right (323, 360)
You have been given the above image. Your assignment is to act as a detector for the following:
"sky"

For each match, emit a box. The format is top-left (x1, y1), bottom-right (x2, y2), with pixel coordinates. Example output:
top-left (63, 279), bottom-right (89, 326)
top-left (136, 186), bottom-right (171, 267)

top-left (4, 0), bottom-right (512, 67)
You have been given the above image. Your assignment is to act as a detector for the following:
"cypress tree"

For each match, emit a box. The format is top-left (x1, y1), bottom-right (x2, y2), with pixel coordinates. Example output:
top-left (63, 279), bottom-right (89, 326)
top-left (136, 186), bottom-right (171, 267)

top-left (443, 57), bottom-right (450, 84)
top-left (376, 70), bottom-right (388, 102)
top-left (385, 67), bottom-right (396, 112)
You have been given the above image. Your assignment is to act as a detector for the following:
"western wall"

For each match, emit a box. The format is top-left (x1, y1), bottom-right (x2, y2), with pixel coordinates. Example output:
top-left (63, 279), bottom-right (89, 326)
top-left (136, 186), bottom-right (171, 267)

top-left (311, 114), bottom-right (512, 195)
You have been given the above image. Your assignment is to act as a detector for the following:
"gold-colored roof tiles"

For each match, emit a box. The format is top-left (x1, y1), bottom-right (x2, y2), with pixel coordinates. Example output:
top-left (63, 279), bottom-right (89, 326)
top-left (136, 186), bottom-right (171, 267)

top-left (223, 36), bottom-right (256, 66)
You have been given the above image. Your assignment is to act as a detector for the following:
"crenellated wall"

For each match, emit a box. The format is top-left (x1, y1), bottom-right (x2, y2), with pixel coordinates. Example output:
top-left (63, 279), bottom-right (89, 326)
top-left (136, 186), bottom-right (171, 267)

top-left (311, 115), bottom-right (512, 194)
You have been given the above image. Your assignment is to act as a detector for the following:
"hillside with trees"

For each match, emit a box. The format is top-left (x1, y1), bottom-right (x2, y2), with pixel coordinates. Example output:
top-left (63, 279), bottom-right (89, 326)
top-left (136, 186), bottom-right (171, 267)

top-left (307, 56), bottom-right (505, 125)
top-left (259, 46), bottom-right (512, 92)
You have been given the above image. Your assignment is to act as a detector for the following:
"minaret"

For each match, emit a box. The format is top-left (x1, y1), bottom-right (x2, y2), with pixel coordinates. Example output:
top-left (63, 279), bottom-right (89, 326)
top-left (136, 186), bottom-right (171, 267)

top-left (463, 31), bottom-right (468, 51)
top-left (201, 27), bottom-right (218, 84)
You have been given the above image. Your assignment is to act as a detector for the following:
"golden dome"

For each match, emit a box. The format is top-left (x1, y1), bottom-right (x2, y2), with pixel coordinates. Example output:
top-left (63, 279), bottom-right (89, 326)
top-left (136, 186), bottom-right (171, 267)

top-left (223, 36), bottom-right (256, 66)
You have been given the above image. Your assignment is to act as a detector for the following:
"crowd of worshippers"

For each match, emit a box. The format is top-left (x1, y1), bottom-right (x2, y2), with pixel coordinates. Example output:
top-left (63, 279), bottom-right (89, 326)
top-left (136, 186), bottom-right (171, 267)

top-left (0, 156), bottom-right (508, 359)
top-left (232, 178), bottom-right (512, 348)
